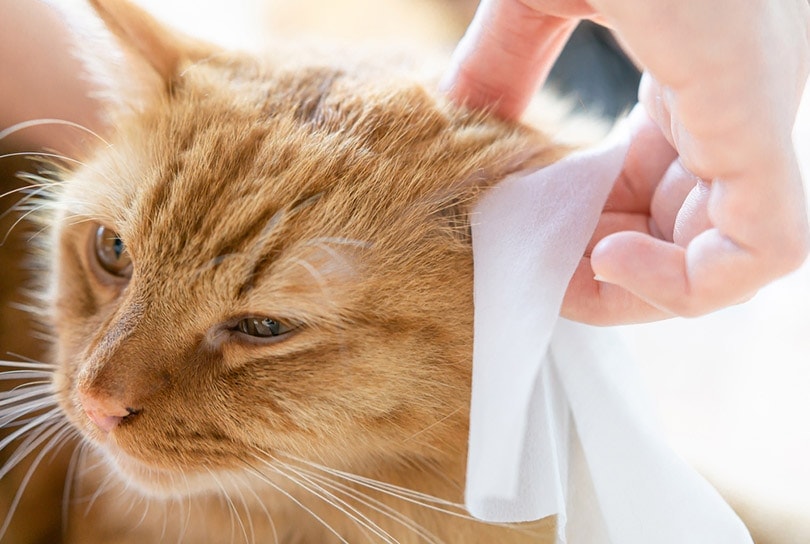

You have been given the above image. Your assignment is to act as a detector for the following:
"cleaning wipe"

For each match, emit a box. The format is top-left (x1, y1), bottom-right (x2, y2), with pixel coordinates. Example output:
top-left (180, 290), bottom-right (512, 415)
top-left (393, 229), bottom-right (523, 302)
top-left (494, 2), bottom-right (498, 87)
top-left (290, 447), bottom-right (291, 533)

top-left (466, 106), bottom-right (753, 543)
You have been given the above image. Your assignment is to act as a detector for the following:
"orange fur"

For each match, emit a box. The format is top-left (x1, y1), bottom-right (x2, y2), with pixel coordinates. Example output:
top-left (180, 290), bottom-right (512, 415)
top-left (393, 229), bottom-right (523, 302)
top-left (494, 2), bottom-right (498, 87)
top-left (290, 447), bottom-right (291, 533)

top-left (11, 1), bottom-right (571, 542)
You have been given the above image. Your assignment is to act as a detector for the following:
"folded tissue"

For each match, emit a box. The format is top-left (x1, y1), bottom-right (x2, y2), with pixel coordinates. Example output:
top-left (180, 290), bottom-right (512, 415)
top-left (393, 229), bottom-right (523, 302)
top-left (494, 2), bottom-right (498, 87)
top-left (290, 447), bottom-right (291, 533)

top-left (467, 107), bottom-right (753, 543)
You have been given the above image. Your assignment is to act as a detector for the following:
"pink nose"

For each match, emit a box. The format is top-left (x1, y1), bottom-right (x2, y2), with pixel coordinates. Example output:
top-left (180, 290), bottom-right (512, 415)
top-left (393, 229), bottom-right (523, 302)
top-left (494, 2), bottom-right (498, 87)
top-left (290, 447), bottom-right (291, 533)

top-left (78, 391), bottom-right (136, 432)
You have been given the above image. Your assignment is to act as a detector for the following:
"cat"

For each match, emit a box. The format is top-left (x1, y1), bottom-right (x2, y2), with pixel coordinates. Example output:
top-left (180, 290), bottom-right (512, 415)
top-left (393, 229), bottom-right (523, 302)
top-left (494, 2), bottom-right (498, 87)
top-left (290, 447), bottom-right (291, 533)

top-left (0, 0), bottom-right (569, 542)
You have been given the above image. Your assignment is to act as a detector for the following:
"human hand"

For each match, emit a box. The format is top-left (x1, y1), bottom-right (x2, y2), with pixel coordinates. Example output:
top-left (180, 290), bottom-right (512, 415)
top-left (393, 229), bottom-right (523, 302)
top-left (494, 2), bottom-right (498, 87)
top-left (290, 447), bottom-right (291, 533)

top-left (443, 0), bottom-right (810, 324)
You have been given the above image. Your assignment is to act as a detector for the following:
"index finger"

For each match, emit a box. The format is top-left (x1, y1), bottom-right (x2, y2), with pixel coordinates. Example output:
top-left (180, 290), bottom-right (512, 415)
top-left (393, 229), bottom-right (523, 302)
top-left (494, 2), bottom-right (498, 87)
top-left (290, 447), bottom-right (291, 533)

top-left (441, 0), bottom-right (580, 120)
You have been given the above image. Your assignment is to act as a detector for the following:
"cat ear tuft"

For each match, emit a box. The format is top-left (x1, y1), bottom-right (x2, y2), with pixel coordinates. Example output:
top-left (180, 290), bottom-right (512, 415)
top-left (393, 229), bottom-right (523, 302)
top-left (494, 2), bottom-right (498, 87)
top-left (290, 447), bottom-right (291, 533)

top-left (87, 0), bottom-right (214, 90)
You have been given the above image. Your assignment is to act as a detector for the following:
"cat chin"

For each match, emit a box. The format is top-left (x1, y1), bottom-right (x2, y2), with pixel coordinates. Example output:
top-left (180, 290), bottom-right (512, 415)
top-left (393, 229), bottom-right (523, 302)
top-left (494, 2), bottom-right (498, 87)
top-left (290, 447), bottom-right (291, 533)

top-left (94, 443), bottom-right (226, 499)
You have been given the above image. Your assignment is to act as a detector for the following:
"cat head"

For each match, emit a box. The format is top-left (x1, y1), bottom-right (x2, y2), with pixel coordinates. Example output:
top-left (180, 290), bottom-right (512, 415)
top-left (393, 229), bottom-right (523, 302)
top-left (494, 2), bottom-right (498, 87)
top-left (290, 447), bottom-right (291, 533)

top-left (48, 0), bottom-right (562, 497)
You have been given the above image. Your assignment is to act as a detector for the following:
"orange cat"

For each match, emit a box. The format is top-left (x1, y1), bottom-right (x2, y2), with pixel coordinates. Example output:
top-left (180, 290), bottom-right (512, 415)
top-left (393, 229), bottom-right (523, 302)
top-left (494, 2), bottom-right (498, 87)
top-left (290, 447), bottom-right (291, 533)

top-left (2, 0), bottom-right (567, 542)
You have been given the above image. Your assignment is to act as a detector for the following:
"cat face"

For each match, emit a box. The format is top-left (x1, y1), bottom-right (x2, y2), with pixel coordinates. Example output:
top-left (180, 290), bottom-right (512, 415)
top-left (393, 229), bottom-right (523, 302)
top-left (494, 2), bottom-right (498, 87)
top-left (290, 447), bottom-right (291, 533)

top-left (48, 0), bottom-right (558, 498)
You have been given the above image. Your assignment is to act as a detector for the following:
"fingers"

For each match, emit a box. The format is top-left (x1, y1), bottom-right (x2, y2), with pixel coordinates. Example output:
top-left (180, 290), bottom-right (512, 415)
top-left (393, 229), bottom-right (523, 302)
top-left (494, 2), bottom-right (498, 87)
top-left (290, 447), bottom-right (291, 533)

top-left (671, 178), bottom-right (712, 247)
top-left (584, 211), bottom-right (650, 256)
top-left (568, 124), bottom-right (808, 324)
top-left (589, 230), bottom-right (751, 317)
top-left (441, 0), bottom-right (579, 120)
top-left (562, 257), bottom-right (670, 325)
top-left (602, 106), bottom-right (677, 214)
top-left (588, 219), bottom-right (808, 320)
top-left (648, 159), bottom-right (700, 244)
top-left (581, 149), bottom-right (808, 322)
top-left (570, 146), bottom-right (809, 323)
top-left (566, 211), bottom-right (672, 324)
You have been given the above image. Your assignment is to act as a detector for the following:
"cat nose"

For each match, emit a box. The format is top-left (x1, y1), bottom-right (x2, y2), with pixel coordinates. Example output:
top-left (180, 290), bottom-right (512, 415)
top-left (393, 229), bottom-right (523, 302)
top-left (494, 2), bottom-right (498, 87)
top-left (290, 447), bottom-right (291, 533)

top-left (78, 390), bottom-right (139, 432)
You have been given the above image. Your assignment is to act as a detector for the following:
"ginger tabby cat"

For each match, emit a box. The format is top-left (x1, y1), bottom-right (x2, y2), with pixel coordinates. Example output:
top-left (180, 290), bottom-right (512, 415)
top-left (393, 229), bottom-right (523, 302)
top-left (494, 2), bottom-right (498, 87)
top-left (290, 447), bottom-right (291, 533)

top-left (2, 0), bottom-right (568, 542)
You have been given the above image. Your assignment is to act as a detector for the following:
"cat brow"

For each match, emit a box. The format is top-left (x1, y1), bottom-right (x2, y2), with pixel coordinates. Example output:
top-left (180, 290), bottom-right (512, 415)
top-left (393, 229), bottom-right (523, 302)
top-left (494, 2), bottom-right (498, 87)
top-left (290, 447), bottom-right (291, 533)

top-left (236, 193), bottom-right (325, 297)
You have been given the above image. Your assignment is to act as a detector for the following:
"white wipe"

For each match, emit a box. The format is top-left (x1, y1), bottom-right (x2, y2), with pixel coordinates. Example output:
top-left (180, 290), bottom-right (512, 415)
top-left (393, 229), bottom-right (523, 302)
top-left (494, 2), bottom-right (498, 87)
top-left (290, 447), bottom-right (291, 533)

top-left (466, 107), bottom-right (753, 543)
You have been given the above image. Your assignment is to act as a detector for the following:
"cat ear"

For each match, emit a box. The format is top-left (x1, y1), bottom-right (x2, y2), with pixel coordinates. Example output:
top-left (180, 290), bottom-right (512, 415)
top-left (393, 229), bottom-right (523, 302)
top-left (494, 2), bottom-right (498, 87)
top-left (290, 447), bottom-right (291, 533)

top-left (62, 0), bottom-right (217, 115)
top-left (87, 0), bottom-right (214, 88)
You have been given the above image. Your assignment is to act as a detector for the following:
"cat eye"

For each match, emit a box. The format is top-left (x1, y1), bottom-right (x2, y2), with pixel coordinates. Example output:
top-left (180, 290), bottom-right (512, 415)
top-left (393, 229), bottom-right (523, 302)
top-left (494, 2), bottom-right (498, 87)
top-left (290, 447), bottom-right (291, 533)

top-left (233, 317), bottom-right (295, 339)
top-left (94, 225), bottom-right (132, 278)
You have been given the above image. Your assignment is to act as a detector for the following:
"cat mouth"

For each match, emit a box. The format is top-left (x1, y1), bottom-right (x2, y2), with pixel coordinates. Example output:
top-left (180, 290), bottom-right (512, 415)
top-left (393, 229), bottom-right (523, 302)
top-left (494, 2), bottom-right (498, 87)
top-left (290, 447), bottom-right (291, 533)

top-left (64, 396), bottom-right (253, 498)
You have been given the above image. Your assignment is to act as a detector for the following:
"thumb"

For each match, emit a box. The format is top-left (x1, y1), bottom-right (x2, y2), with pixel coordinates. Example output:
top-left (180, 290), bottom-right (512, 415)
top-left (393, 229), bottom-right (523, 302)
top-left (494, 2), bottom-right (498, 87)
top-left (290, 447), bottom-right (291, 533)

top-left (442, 0), bottom-right (577, 120)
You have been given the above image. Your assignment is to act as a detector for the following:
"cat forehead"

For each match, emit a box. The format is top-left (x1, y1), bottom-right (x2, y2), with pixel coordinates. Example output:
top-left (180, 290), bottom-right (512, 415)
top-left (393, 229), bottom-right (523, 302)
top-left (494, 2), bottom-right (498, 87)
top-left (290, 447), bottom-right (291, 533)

top-left (101, 62), bottom-right (451, 178)
top-left (70, 58), bottom-right (505, 225)
top-left (61, 56), bottom-right (544, 284)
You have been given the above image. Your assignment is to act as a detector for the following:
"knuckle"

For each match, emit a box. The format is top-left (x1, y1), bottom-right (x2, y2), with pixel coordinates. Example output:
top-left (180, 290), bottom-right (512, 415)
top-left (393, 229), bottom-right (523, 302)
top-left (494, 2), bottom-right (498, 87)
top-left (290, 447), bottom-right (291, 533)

top-left (771, 228), bottom-right (810, 274)
top-left (667, 288), bottom-right (716, 318)
top-left (672, 300), bottom-right (707, 318)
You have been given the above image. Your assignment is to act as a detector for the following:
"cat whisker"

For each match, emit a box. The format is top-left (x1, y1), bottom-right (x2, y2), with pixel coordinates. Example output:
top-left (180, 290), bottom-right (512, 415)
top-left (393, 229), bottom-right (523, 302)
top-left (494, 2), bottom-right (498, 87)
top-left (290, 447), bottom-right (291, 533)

top-left (0, 151), bottom-right (118, 204)
top-left (120, 483), bottom-right (140, 519)
top-left (0, 118), bottom-right (110, 147)
top-left (0, 406), bottom-right (61, 448)
top-left (271, 462), bottom-right (398, 543)
top-left (242, 459), bottom-right (351, 544)
top-left (0, 354), bottom-right (57, 369)
top-left (3, 170), bottom-right (61, 193)
top-left (62, 440), bottom-right (88, 542)
top-left (158, 485), bottom-right (171, 543)
top-left (0, 180), bottom-right (51, 201)
top-left (209, 469), bottom-right (251, 544)
top-left (161, 474), bottom-right (189, 544)
top-left (281, 453), bottom-right (485, 524)
top-left (0, 365), bottom-right (51, 378)
top-left (209, 481), bottom-right (234, 543)
top-left (274, 456), bottom-right (445, 544)
top-left (82, 464), bottom-right (118, 517)
top-left (1, 199), bottom-right (55, 246)
top-left (0, 369), bottom-right (52, 382)
top-left (172, 496), bottom-right (185, 544)
top-left (0, 151), bottom-right (83, 169)
top-left (0, 416), bottom-right (65, 480)
top-left (16, 169), bottom-right (64, 187)
top-left (0, 382), bottom-right (53, 400)
top-left (175, 474), bottom-right (195, 544)
top-left (62, 215), bottom-right (98, 229)
top-left (243, 477), bottom-right (280, 544)
top-left (225, 471), bottom-right (258, 544)
top-left (268, 455), bottom-right (408, 544)
top-left (0, 382), bottom-right (51, 402)
top-left (290, 257), bottom-right (331, 292)
top-left (0, 368), bottom-right (53, 380)
top-left (402, 407), bottom-right (463, 443)
top-left (77, 446), bottom-right (107, 478)
top-left (16, 211), bottom-right (98, 246)
top-left (0, 421), bottom-right (75, 542)
top-left (0, 181), bottom-right (58, 221)
top-left (133, 488), bottom-right (152, 532)
top-left (0, 394), bottom-right (58, 427)
top-left (20, 197), bottom-right (94, 218)
top-left (0, 189), bottom-right (53, 224)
